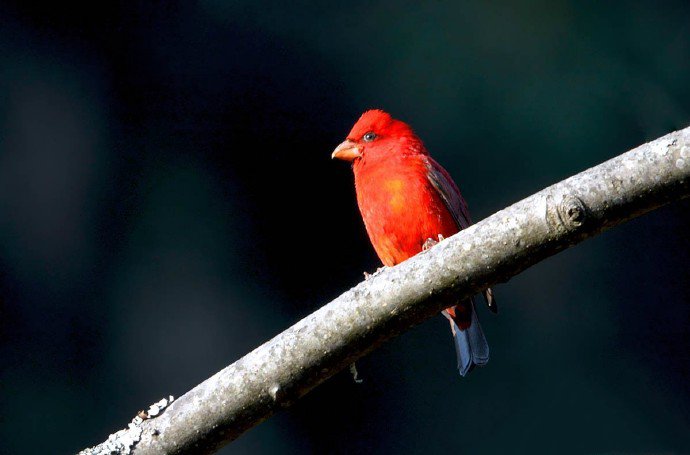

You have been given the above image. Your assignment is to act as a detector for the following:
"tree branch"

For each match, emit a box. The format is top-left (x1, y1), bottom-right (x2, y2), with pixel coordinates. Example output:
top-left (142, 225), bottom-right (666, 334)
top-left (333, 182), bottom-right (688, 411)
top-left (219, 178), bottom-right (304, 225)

top-left (80, 127), bottom-right (690, 455)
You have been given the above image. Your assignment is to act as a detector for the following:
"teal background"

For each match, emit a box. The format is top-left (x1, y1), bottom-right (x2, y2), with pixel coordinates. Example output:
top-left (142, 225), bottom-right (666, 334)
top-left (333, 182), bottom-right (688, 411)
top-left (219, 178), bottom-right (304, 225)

top-left (1, 2), bottom-right (689, 454)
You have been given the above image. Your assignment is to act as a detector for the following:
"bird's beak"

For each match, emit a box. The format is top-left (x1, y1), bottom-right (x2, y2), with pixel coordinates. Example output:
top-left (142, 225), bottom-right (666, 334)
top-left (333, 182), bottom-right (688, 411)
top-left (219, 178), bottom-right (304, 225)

top-left (331, 140), bottom-right (361, 161)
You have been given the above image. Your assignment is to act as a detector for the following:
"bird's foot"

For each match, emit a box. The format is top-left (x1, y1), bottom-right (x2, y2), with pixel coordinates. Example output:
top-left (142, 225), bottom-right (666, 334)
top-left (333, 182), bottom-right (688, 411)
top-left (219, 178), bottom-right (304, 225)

top-left (363, 267), bottom-right (386, 280)
top-left (422, 234), bottom-right (445, 251)
top-left (349, 362), bottom-right (364, 384)
top-left (483, 288), bottom-right (498, 314)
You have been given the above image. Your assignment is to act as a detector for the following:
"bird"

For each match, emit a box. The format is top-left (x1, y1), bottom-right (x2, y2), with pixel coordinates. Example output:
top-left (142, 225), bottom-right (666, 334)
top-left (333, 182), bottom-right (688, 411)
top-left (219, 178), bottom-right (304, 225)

top-left (332, 109), bottom-right (495, 376)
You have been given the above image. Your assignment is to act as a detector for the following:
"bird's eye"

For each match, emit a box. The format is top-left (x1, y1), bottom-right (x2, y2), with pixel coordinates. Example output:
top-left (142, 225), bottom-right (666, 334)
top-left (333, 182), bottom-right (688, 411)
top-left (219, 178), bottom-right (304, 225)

top-left (363, 132), bottom-right (377, 142)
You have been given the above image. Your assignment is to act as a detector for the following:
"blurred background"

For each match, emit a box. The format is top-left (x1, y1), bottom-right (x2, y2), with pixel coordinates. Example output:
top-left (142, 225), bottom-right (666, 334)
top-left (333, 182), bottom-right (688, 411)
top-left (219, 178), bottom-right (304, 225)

top-left (1, 1), bottom-right (689, 454)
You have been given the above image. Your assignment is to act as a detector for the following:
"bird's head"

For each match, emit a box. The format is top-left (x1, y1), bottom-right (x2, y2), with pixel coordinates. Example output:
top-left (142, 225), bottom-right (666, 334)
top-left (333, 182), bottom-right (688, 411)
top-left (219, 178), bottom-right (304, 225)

top-left (331, 109), bottom-right (424, 163)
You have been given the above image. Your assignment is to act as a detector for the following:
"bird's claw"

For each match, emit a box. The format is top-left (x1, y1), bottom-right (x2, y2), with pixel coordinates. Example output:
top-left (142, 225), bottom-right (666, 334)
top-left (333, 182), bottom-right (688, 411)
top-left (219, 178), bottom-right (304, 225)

top-left (363, 267), bottom-right (386, 280)
top-left (483, 288), bottom-right (498, 314)
top-left (423, 234), bottom-right (445, 251)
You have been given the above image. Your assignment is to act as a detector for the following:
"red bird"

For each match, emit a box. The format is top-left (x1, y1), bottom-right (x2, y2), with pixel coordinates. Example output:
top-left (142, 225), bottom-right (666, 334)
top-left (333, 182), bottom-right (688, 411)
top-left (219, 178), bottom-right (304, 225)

top-left (332, 109), bottom-right (495, 376)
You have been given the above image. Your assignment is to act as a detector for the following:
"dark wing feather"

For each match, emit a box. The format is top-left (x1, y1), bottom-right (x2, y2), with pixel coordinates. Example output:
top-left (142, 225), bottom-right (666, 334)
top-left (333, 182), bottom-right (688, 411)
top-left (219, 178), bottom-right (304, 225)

top-left (424, 157), bottom-right (472, 229)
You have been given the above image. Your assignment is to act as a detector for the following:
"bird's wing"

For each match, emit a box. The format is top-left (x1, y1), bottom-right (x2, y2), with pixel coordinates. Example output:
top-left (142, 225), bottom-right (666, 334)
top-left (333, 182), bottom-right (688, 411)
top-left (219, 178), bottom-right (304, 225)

top-left (424, 157), bottom-right (472, 229)
top-left (426, 156), bottom-right (498, 313)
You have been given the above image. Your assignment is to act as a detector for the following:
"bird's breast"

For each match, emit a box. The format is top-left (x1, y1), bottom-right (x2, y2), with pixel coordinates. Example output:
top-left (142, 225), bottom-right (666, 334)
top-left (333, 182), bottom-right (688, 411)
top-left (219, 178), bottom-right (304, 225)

top-left (353, 158), bottom-right (458, 266)
top-left (382, 178), bottom-right (406, 215)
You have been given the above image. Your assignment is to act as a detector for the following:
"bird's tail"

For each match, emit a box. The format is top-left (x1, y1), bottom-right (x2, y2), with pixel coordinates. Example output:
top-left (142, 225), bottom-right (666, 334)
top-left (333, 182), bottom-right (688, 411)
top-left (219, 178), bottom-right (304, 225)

top-left (443, 298), bottom-right (489, 377)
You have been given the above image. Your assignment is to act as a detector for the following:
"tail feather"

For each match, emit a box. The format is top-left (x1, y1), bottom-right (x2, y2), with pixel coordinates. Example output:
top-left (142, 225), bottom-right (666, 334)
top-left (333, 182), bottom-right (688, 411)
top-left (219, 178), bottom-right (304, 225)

top-left (443, 298), bottom-right (489, 376)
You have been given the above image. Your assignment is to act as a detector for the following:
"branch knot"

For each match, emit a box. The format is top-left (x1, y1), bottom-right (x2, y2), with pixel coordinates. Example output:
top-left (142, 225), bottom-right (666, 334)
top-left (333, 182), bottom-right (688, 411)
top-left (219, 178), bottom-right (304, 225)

top-left (547, 194), bottom-right (588, 233)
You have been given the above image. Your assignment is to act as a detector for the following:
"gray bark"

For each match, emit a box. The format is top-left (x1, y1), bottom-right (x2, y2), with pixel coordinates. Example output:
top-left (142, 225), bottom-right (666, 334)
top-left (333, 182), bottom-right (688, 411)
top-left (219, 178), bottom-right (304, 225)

top-left (80, 127), bottom-right (690, 455)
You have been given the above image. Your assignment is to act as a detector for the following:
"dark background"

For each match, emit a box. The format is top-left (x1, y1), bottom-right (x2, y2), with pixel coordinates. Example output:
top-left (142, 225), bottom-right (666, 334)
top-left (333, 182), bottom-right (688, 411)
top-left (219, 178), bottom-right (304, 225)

top-left (1, 1), bottom-right (689, 454)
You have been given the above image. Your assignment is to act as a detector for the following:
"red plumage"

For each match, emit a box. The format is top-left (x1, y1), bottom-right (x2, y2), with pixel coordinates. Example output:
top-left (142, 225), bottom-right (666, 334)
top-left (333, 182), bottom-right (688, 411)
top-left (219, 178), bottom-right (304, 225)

top-left (333, 109), bottom-right (494, 376)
